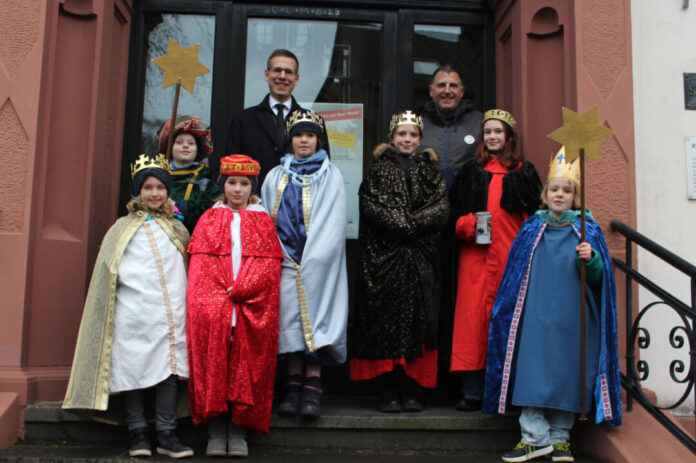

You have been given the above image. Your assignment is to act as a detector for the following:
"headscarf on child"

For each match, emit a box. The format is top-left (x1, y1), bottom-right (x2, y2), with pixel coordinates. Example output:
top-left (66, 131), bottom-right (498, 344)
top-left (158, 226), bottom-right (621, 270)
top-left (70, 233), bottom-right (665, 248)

top-left (157, 115), bottom-right (213, 160)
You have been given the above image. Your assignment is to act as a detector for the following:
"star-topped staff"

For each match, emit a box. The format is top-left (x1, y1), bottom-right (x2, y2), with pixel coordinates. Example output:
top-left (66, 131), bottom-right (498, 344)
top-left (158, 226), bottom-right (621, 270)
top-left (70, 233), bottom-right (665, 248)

top-left (548, 106), bottom-right (613, 421)
top-left (152, 38), bottom-right (210, 159)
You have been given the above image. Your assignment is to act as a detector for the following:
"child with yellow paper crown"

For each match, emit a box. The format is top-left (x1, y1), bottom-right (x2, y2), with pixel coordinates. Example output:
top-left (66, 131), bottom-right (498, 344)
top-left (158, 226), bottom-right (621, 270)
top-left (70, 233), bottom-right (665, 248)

top-left (63, 154), bottom-right (193, 459)
top-left (483, 147), bottom-right (621, 462)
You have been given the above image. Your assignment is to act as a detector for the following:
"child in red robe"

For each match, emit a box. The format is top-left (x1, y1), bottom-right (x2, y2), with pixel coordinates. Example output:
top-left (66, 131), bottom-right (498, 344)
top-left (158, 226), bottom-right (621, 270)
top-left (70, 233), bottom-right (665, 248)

top-left (186, 155), bottom-right (283, 458)
top-left (449, 110), bottom-right (542, 411)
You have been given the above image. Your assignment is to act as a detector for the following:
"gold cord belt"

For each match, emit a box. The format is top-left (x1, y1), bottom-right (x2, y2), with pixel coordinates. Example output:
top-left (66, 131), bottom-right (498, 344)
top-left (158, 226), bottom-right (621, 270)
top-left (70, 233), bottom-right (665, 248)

top-left (294, 260), bottom-right (316, 352)
top-left (143, 223), bottom-right (179, 375)
top-left (271, 173), bottom-right (316, 352)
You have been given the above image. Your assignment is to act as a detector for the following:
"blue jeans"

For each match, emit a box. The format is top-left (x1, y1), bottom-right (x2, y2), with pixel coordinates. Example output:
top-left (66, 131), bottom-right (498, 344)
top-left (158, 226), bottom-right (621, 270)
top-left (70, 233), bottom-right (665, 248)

top-left (124, 375), bottom-right (178, 431)
top-left (519, 407), bottom-right (574, 446)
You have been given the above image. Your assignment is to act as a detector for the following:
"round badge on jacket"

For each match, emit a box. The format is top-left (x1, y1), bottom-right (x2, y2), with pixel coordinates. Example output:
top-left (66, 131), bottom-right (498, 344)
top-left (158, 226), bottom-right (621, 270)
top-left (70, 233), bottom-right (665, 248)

top-left (464, 135), bottom-right (476, 144)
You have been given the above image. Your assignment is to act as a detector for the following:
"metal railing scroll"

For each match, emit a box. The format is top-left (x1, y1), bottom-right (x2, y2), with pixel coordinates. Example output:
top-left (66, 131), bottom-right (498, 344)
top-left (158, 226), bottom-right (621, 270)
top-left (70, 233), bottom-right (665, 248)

top-left (610, 219), bottom-right (695, 454)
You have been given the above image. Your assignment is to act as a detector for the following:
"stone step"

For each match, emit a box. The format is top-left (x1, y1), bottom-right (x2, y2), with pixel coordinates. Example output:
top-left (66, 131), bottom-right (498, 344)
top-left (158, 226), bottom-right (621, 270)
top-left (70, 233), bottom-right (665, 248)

top-left (24, 397), bottom-right (520, 453)
top-left (11, 397), bottom-right (603, 461)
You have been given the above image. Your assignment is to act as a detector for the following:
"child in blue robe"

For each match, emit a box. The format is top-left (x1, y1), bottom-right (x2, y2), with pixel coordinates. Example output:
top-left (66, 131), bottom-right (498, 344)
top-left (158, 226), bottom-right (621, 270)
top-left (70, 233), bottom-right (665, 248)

top-left (261, 109), bottom-right (348, 419)
top-left (484, 148), bottom-right (621, 462)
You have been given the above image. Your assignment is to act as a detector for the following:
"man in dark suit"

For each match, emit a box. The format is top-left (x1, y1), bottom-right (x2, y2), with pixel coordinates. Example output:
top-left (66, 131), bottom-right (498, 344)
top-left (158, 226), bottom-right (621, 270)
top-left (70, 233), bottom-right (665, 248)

top-left (225, 49), bottom-right (329, 185)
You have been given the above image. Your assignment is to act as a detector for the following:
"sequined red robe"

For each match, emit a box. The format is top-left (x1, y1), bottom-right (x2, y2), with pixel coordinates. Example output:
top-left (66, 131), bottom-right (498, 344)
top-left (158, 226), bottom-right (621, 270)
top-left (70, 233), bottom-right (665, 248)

top-left (186, 206), bottom-right (283, 433)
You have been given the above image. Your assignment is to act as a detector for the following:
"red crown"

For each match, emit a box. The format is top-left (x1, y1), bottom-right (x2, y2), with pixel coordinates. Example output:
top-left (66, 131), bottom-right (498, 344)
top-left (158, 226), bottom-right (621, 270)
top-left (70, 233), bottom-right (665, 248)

top-left (220, 154), bottom-right (260, 176)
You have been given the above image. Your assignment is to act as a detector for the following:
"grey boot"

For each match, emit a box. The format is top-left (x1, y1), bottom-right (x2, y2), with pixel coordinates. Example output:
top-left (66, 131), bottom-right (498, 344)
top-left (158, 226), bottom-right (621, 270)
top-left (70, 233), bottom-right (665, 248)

top-left (206, 414), bottom-right (227, 457)
top-left (227, 421), bottom-right (248, 458)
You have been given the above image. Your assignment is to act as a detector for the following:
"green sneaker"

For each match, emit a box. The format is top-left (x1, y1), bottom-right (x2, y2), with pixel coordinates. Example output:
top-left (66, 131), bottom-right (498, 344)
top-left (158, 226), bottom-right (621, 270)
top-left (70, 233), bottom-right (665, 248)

top-left (551, 441), bottom-right (574, 462)
top-left (501, 441), bottom-right (554, 462)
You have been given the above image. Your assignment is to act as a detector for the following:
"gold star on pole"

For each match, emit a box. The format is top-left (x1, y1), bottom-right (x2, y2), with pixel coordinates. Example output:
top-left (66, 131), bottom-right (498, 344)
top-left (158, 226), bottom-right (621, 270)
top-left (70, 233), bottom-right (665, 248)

top-left (152, 38), bottom-right (210, 93)
top-left (547, 106), bottom-right (614, 162)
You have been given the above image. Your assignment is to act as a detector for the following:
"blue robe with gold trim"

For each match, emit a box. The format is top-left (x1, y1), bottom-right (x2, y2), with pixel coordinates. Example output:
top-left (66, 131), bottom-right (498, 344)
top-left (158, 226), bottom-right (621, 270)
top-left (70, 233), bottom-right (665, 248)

top-left (483, 210), bottom-right (621, 426)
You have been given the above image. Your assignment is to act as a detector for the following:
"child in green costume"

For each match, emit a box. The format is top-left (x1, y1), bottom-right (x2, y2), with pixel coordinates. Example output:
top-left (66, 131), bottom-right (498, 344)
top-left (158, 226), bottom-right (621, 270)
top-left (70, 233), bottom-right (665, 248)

top-left (157, 115), bottom-right (221, 233)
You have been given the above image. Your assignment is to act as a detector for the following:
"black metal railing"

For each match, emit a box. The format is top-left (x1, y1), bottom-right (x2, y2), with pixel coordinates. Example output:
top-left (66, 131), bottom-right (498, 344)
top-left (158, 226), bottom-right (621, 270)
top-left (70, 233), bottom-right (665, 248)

top-left (610, 219), bottom-right (696, 454)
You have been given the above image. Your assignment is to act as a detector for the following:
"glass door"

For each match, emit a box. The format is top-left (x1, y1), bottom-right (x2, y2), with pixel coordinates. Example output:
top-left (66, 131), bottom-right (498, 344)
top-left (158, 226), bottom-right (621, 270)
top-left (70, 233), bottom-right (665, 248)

top-left (122, 0), bottom-right (493, 396)
top-left (226, 4), bottom-right (396, 176)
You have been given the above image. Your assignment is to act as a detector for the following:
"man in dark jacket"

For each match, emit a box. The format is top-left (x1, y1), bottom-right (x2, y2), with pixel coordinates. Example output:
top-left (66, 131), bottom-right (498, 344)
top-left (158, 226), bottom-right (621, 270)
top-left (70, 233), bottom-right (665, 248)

top-left (421, 66), bottom-right (482, 404)
top-left (420, 65), bottom-right (482, 189)
top-left (224, 49), bottom-right (329, 185)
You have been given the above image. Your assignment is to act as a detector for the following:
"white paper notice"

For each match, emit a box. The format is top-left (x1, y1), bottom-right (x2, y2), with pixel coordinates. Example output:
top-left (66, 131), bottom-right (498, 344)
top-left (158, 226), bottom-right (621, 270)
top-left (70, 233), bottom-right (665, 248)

top-left (303, 102), bottom-right (364, 238)
top-left (687, 137), bottom-right (696, 200)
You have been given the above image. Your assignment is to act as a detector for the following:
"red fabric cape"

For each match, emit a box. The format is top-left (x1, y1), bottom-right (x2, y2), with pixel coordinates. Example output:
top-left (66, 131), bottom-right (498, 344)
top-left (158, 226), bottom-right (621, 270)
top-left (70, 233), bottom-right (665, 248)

top-left (450, 159), bottom-right (528, 371)
top-left (186, 206), bottom-right (282, 433)
top-left (349, 347), bottom-right (438, 388)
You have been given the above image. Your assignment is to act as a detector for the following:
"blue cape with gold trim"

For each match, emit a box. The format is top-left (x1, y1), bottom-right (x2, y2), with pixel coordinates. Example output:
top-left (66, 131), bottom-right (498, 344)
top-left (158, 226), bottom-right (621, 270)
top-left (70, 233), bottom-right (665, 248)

top-left (483, 212), bottom-right (622, 425)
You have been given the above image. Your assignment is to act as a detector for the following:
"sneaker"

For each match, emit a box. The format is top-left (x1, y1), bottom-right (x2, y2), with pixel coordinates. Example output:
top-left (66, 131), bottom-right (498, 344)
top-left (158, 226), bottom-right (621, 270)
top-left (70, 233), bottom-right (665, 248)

top-left (501, 442), bottom-right (554, 462)
top-left (128, 427), bottom-right (152, 457)
top-left (551, 442), bottom-right (574, 462)
top-left (156, 430), bottom-right (194, 459)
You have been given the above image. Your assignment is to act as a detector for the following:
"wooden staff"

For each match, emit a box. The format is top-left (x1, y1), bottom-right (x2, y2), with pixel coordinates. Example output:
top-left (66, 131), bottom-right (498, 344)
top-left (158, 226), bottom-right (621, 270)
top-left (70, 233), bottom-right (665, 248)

top-left (579, 147), bottom-right (588, 421)
top-left (165, 77), bottom-right (182, 160)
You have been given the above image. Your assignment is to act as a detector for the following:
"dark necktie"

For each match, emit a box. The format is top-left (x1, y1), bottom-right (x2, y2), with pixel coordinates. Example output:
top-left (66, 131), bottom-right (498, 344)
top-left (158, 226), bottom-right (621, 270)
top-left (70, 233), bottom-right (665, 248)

top-left (274, 103), bottom-right (286, 145)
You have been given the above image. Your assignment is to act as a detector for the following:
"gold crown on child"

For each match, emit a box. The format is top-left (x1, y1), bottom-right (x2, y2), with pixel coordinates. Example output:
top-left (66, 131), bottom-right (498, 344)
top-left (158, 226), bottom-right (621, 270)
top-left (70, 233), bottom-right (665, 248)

top-left (130, 153), bottom-right (171, 179)
top-left (547, 146), bottom-right (581, 187)
top-left (390, 110), bottom-right (423, 132)
top-left (286, 109), bottom-right (325, 132)
top-left (483, 109), bottom-right (517, 130)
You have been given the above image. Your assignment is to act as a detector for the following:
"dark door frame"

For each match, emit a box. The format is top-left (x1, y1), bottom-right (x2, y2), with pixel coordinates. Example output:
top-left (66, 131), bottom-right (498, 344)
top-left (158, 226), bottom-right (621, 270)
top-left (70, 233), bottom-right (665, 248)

top-left (121, 0), bottom-right (493, 205)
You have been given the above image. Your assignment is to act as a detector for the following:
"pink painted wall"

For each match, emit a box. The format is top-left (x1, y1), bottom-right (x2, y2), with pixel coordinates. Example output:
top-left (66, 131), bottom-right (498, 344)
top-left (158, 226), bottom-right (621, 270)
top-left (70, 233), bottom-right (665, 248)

top-left (490, 0), bottom-right (635, 230)
top-left (0, 0), bottom-right (50, 420)
top-left (490, 0), bottom-right (637, 361)
top-left (0, 0), bottom-right (133, 436)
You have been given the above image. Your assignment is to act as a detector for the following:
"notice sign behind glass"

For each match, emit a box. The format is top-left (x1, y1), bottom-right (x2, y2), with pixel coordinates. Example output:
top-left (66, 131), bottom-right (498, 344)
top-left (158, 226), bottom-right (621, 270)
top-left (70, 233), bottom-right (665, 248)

top-left (687, 137), bottom-right (696, 200)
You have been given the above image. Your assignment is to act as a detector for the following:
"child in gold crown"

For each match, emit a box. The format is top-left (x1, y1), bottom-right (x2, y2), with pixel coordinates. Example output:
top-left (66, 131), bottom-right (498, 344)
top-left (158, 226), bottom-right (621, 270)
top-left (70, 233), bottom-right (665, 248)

top-left (261, 108), bottom-right (348, 419)
top-left (483, 147), bottom-right (621, 463)
top-left (350, 110), bottom-right (449, 412)
top-left (63, 154), bottom-right (193, 458)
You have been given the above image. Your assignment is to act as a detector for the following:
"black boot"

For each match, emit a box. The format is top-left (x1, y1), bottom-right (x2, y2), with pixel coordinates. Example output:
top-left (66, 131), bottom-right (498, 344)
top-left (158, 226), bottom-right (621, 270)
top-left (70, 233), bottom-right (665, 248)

top-left (206, 414), bottom-right (226, 457)
top-left (401, 374), bottom-right (423, 412)
top-left (377, 371), bottom-right (401, 413)
top-left (456, 371), bottom-right (483, 411)
top-left (278, 374), bottom-right (303, 416)
top-left (299, 375), bottom-right (323, 419)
